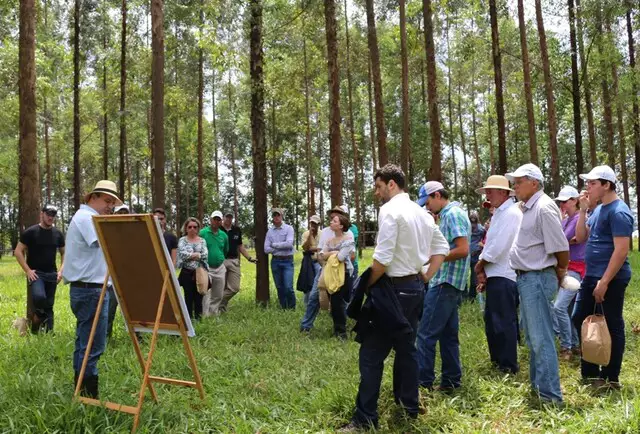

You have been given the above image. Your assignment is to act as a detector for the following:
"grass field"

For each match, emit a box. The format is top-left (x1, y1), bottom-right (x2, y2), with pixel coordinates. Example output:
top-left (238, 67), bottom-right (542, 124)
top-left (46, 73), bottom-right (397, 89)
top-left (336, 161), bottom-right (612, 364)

top-left (0, 251), bottom-right (639, 433)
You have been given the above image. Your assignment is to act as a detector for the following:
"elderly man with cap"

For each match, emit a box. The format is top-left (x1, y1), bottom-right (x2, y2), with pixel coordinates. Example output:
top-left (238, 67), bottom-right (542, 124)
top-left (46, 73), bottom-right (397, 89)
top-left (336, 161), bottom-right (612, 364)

top-left (474, 175), bottom-right (522, 374)
top-left (15, 204), bottom-right (65, 334)
top-left (573, 166), bottom-right (633, 390)
top-left (264, 208), bottom-right (296, 309)
top-left (219, 211), bottom-right (257, 313)
top-left (506, 163), bottom-right (569, 403)
top-left (200, 210), bottom-right (229, 317)
top-left (299, 206), bottom-right (353, 330)
top-left (415, 180), bottom-right (471, 392)
top-left (300, 215), bottom-right (322, 305)
top-left (62, 180), bottom-right (121, 398)
top-left (552, 186), bottom-right (585, 361)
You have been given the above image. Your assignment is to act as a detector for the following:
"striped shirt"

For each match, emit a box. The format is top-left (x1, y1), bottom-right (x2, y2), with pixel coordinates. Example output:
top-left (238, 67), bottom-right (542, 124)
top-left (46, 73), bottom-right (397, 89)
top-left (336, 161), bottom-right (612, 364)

top-left (429, 202), bottom-right (471, 291)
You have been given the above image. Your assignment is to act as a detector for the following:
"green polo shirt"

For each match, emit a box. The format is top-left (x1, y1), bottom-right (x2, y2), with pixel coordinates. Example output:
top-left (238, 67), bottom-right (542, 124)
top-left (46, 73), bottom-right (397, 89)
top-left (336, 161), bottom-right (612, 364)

top-left (199, 226), bottom-right (229, 268)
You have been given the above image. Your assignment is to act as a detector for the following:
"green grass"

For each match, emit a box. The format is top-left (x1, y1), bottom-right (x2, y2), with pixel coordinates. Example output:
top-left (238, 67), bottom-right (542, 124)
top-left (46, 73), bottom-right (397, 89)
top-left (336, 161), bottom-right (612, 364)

top-left (0, 251), bottom-right (639, 433)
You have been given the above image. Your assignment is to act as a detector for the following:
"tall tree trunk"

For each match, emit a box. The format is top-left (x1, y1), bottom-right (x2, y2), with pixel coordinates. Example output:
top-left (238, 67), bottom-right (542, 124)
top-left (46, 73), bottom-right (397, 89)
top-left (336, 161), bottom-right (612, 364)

top-left (399, 0), bottom-right (410, 175)
top-left (487, 82), bottom-right (495, 175)
top-left (365, 0), bottom-right (387, 166)
top-left (212, 71), bottom-right (219, 195)
top-left (610, 26), bottom-right (630, 211)
top-left (470, 18), bottom-right (481, 192)
top-left (568, 0), bottom-right (584, 188)
top-left (196, 0), bottom-right (204, 222)
top-left (627, 6), bottom-right (640, 251)
top-left (423, 0), bottom-right (442, 180)
top-left (517, 0), bottom-right (538, 165)
top-left (102, 0), bottom-right (108, 179)
top-left (250, 0), bottom-right (269, 305)
top-left (367, 58), bottom-right (377, 171)
top-left (119, 0), bottom-right (127, 200)
top-left (173, 21), bottom-right (179, 226)
top-left (343, 0), bottom-right (360, 234)
top-left (303, 36), bottom-right (315, 216)
top-left (489, 0), bottom-right (507, 174)
top-left (151, 0), bottom-right (165, 209)
top-left (576, 0), bottom-right (597, 166)
top-left (596, 6), bottom-right (615, 168)
top-left (43, 0), bottom-right (50, 203)
top-left (73, 0), bottom-right (81, 209)
top-left (535, 0), bottom-right (560, 194)
top-left (229, 75), bottom-right (239, 221)
top-left (270, 100), bottom-right (277, 205)
top-left (446, 17), bottom-right (456, 195)
top-left (458, 81), bottom-right (469, 200)
top-left (324, 0), bottom-right (342, 205)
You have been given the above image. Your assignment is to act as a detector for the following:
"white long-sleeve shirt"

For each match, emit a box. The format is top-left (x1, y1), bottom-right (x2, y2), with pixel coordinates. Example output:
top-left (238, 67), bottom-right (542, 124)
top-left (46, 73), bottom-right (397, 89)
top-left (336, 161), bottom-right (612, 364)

top-left (480, 199), bottom-right (522, 281)
top-left (373, 193), bottom-right (450, 277)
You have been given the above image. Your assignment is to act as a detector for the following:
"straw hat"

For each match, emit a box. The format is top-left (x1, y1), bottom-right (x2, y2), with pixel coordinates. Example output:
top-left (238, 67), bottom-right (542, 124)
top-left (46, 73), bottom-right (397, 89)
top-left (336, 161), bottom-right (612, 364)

top-left (475, 175), bottom-right (515, 196)
top-left (84, 180), bottom-right (122, 205)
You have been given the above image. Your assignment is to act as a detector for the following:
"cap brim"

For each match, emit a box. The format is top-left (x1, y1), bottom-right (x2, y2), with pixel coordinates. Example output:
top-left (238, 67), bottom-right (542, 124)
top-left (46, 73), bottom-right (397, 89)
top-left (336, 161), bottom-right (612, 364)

top-left (416, 196), bottom-right (427, 207)
top-left (579, 173), bottom-right (597, 181)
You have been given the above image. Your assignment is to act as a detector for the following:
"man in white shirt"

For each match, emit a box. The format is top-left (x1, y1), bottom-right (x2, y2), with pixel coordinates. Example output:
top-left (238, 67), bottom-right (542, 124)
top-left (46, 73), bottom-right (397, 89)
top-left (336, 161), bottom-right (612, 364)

top-left (62, 180), bottom-right (121, 399)
top-left (474, 175), bottom-right (522, 374)
top-left (343, 164), bottom-right (449, 431)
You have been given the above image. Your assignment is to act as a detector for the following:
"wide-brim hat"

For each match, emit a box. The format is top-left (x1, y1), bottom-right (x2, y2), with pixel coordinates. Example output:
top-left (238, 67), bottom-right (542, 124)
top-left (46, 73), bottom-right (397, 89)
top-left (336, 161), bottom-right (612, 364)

top-left (475, 175), bottom-right (515, 196)
top-left (327, 206), bottom-right (348, 217)
top-left (84, 180), bottom-right (122, 205)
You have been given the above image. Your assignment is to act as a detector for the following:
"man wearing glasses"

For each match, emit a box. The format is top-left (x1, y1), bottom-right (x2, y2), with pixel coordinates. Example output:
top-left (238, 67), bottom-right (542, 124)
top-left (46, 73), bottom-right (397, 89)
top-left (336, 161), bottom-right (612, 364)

top-left (15, 204), bottom-right (65, 334)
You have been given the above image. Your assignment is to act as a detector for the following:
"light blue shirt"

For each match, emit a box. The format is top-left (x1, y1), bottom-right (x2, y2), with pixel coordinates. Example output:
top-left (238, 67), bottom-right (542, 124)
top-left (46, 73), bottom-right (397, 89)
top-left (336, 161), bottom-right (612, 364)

top-left (264, 223), bottom-right (295, 257)
top-left (62, 205), bottom-right (108, 284)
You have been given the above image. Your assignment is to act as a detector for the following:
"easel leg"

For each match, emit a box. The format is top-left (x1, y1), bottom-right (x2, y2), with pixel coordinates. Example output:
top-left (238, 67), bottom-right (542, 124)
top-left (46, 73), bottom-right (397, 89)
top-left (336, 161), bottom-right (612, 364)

top-left (74, 273), bottom-right (110, 398)
top-left (127, 324), bottom-right (159, 402)
top-left (132, 272), bottom-right (169, 433)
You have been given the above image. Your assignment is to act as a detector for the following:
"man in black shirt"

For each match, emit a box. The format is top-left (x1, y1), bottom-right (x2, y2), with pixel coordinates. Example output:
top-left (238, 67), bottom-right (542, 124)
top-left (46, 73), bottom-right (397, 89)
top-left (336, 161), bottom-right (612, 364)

top-left (220, 211), bottom-right (257, 312)
top-left (15, 204), bottom-right (65, 333)
top-left (153, 208), bottom-right (178, 266)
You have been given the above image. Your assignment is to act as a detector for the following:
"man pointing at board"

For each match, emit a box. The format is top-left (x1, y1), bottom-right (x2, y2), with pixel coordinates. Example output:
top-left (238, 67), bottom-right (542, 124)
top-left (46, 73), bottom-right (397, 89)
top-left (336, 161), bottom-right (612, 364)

top-left (62, 180), bottom-right (121, 399)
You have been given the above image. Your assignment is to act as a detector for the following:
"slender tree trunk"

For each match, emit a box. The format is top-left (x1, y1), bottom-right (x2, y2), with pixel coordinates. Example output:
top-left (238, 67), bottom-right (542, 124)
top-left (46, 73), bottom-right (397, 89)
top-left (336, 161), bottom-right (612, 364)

top-left (610, 27), bottom-right (630, 211)
top-left (517, 0), bottom-right (538, 165)
top-left (343, 0), bottom-right (360, 234)
top-left (228, 74), bottom-right (239, 221)
top-left (458, 81), bottom-right (469, 199)
top-left (173, 21), bottom-right (179, 226)
top-left (365, 0), bottom-right (387, 166)
top-left (324, 0), bottom-right (342, 205)
top-left (250, 0), bottom-right (269, 305)
top-left (197, 0), bottom-right (204, 222)
top-left (446, 18), bottom-right (456, 195)
top-left (212, 71), bottom-right (219, 195)
top-left (487, 83), bottom-right (495, 175)
top-left (627, 7), bottom-right (640, 251)
top-left (270, 100), bottom-right (277, 205)
top-left (423, 0), bottom-right (441, 180)
top-left (303, 36), bottom-right (315, 216)
top-left (151, 0), bottom-right (165, 209)
top-left (44, 97), bottom-right (51, 203)
top-left (470, 19), bottom-right (481, 191)
top-left (102, 0), bottom-right (108, 179)
top-left (596, 6), bottom-right (615, 168)
top-left (399, 0), bottom-right (410, 175)
top-left (489, 0), bottom-right (507, 174)
top-left (73, 0), bottom-right (81, 209)
top-left (367, 58), bottom-right (377, 171)
top-left (568, 0), bottom-right (584, 188)
top-left (576, 0), bottom-right (597, 166)
top-left (119, 0), bottom-right (127, 200)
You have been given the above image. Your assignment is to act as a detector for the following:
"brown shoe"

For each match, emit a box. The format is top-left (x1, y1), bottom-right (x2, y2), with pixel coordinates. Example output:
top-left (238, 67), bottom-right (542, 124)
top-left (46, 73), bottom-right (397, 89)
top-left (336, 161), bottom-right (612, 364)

top-left (559, 348), bottom-right (572, 361)
top-left (571, 346), bottom-right (581, 356)
top-left (607, 381), bottom-right (622, 390)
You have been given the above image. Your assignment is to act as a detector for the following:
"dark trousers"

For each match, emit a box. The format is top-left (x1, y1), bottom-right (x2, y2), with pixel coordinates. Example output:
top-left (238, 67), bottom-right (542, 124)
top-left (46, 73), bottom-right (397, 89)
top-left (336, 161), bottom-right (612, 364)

top-left (179, 268), bottom-right (203, 321)
top-left (352, 277), bottom-right (424, 428)
top-left (106, 285), bottom-right (119, 339)
top-left (484, 277), bottom-right (519, 373)
top-left (329, 268), bottom-right (352, 336)
top-left (28, 271), bottom-right (58, 333)
top-left (572, 276), bottom-right (628, 382)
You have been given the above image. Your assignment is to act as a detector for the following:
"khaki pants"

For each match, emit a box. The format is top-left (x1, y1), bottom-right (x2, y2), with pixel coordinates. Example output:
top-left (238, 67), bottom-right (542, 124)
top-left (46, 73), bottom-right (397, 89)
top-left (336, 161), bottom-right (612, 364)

top-left (202, 264), bottom-right (226, 317)
top-left (220, 258), bottom-right (241, 312)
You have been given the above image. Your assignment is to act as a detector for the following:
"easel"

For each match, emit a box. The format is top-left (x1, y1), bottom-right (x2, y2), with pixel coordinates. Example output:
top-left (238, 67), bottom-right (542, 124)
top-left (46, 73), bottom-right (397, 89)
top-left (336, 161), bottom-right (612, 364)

top-left (74, 214), bottom-right (205, 433)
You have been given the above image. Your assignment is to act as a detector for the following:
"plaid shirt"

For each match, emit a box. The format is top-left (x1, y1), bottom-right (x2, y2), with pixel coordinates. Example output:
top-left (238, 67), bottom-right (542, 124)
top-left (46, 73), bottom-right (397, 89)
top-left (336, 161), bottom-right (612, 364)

top-left (429, 202), bottom-right (471, 291)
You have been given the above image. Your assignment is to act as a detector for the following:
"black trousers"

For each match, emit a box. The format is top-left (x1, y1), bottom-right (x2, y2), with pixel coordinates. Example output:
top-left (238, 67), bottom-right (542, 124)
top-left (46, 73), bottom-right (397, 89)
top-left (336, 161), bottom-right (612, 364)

top-left (179, 268), bottom-right (203, 321)
top-left (484, 277), bottom-right (519, 373)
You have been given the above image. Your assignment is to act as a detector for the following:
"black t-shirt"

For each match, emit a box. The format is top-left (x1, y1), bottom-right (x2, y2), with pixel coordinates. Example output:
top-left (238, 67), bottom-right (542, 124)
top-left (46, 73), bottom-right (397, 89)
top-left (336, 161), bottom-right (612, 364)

top-left (163, 231), bottom-right (178, 253)
top-left (19, 224), bottom-right (65, 272)
top-left (221, 226), bottom-right (243, 259)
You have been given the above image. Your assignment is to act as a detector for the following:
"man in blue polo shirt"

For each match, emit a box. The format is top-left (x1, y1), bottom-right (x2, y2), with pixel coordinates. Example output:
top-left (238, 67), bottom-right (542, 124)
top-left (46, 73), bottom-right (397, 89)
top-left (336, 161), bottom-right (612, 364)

top-left (573, 165), bottom-right (633, 390)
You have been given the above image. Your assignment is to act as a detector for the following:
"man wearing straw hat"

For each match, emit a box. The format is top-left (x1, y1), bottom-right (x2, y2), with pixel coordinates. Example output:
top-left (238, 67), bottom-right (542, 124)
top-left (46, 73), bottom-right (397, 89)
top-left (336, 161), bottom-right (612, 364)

top-left (62, 180), bottom-right (122, 399)
top-left (474, 175), bottom-right (522, 374)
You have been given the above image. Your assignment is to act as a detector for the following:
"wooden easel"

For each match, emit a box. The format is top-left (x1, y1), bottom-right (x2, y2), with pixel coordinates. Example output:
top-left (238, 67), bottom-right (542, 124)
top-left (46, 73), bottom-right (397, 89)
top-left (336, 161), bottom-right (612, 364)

top-left (74, 214), bottom-right (205, 433)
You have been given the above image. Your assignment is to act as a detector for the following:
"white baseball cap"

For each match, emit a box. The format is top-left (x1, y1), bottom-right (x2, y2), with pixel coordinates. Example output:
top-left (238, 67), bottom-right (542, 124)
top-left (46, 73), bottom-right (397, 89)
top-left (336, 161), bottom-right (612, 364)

top-left (555, 186), bottom-right (580, 202)
top-left (210, 210), bottom-right (223, 220)
top-left (417, 181), bottom-right (445, 207)
top-left (579, 165), bottom-right (616, 183)
top-left (505, 163), bottom-right (544, 183)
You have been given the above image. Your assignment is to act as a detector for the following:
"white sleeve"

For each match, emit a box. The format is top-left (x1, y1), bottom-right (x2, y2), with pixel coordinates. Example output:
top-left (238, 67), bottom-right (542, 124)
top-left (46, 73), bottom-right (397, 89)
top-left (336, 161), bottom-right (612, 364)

top-left (372, 210), bottom-right (398, 266)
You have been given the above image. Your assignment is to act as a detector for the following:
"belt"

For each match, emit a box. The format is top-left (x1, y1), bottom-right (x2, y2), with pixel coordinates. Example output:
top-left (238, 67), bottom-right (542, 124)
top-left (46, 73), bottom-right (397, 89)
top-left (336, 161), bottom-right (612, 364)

top-left (388, 274), bottom-right (420, 283)
top-left (515, 266), bottom-right (554, 276)
top-left (70, 281), bottom-right (103, 288)
top-left (273, 255), bottom-right (293, 260)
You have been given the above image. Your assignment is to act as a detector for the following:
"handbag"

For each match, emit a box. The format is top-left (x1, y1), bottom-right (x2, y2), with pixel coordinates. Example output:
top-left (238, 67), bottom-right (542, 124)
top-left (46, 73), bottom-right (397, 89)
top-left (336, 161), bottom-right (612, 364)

top-left (581, 303), bottom-right (611, 366)
top-left (195, 266), bottom-right (210, 295)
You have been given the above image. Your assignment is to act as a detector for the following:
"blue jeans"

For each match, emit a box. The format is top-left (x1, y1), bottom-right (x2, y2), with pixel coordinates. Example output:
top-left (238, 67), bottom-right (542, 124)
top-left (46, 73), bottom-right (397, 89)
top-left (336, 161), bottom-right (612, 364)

top-left (271, 257), bottom-right (296, 309)
top-left (417, 283), bottom-right (462, 388)
top-left (70, 286), bottom-right (109, 377)
top-left (29, 271), bottom-right (58, 332)
top-left (517, 268), bottom-right (562, 402)
top-left (553, 270), bottom-right (580, 350)
top-left (572, 276), bottom-right (628, 382)
top-left (352, 277), bottom-right (424, 428)
top-left (484, 277), bottom-right (519, 373)
top-left (300, 262), bottom-right (322, 330)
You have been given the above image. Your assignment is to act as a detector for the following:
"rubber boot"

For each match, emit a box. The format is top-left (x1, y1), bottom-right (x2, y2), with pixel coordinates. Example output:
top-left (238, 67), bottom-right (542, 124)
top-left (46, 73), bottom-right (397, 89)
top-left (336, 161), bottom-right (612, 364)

top-left (84, 375), bottom-right (99, 399)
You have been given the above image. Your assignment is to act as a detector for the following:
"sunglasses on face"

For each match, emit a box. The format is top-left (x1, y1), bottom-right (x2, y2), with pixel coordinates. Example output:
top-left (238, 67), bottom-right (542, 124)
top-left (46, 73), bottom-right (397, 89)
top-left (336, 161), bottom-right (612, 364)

top-left (44, 211), bottom-right (57, 217)
top-left (187, 225), bottom-right (198, 229)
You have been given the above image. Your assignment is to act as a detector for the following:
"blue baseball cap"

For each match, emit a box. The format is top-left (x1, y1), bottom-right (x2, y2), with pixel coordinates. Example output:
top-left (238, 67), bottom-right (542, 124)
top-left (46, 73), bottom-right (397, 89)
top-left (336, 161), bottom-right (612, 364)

top-left (416, 181), bottom-right (444, 207)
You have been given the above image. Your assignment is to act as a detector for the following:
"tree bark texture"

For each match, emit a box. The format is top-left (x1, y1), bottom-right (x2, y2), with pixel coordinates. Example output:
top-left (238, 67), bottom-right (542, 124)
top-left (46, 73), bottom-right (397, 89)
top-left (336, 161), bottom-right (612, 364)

top-left (151, 0), bottom-right (165, 210)
top-left (365, 0), bottom-right (387, 167)
top-left (596, 6), bottom-right (615, 169)
top-left (489, 0), bottom-right (507, 174)
top-left (367, 58), bottom-right (377, 171)
top-left (423, 0), bottom-right (442, 180)
top-left (73, 0), bottom-right (81, 209)
top-left (324, 0), bottom-right (342, 206)
top-left (576, 0), bottom-right (597, 167)
top-left (568, 0), bottom-right (584, 188)
top-left (517, 0), bottom-right (538, 166)
top-left (303, 36), bottom-right (315, 216)
top-left (399, 0), bottom-right (410, 175)
top-left (119, 0), bottom-right (127, 200)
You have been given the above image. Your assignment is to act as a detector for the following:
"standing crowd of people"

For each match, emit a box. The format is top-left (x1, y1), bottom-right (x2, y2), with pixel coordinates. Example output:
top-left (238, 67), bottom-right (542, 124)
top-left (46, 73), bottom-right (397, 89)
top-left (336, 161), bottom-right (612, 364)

top-left (14, 161), bottom-right (633, 429)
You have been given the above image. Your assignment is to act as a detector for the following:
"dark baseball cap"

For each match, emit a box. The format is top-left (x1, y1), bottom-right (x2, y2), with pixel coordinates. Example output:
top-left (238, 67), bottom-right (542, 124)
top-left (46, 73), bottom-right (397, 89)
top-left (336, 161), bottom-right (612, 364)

top-left (42, 204), bottom-right (58, 215)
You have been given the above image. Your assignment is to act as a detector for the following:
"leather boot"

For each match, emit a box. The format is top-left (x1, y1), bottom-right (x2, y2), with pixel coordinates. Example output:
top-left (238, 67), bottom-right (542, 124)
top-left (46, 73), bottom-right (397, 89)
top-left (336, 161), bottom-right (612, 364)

top-left (84, 375), bottom-right (99, 399)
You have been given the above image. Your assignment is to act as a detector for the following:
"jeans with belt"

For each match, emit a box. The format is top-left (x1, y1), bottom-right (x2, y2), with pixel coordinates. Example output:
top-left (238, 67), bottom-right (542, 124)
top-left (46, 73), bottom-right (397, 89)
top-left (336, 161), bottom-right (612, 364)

top-left (28, 271), bottom-right (59, 333)
top-left (70, 285), bottom-right (109, 377)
